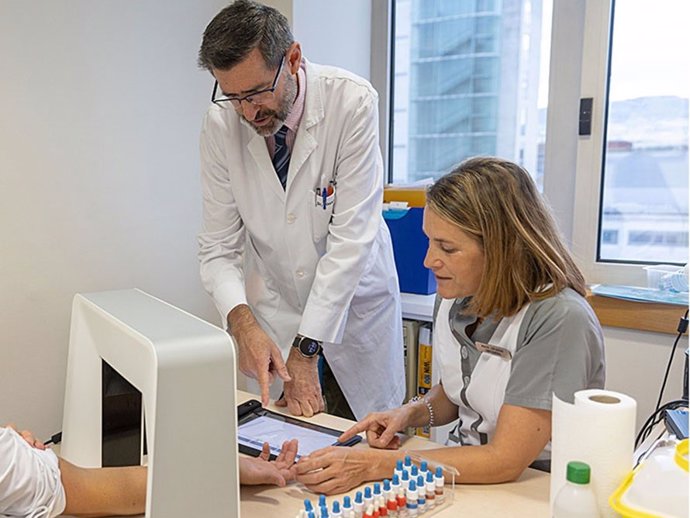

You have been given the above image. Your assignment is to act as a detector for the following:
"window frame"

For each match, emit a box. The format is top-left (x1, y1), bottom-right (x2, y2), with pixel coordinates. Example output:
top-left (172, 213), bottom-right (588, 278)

top-left (544, 0), bottom-right (665, 286)
top-left (370, 0), bottom-right (394, 180)
top-left (374, 0), bottom-right (682, 287)
top-left (568, 0), bottom-right (665, 286)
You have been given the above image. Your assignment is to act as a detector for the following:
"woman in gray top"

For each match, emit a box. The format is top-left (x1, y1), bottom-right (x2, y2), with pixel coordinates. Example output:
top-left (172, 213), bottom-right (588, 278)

top-left (294, 156), bottom-right (605, 494)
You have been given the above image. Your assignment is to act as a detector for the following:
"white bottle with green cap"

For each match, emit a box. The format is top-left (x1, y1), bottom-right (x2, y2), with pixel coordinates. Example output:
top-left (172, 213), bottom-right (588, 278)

top-left (553, 461), bottom-right (601, 518)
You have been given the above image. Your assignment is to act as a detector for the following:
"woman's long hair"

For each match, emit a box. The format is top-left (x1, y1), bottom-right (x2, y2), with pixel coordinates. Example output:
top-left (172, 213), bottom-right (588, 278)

top-left (426, 156), bottom-right (586, 318)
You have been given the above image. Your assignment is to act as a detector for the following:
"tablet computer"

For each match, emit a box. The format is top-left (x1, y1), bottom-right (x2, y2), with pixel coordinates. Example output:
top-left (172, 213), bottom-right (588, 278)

top-left (237, 399), bottom-right (362, 460)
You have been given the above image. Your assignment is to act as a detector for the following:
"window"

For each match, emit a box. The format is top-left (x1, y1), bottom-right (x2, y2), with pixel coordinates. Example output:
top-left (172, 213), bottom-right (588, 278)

top-left (598, 0), bottom-right (689, 265)
top-left (566, 0), bottom-right (689, 285)
top-left (378, 0), bottom-right (689, 285)
top-left (390, 0), bottom-right (553, 187)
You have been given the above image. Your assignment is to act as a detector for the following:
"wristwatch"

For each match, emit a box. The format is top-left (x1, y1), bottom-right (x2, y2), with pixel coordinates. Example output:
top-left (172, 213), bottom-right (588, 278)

top-left (292, 334), bottom-right (322, 358)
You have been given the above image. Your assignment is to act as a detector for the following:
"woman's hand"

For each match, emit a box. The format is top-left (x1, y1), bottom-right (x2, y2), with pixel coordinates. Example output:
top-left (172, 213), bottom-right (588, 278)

top-left (337, 405), bottom-right (416, 450)
top-left (239, 439), bottom-right (298, 487)
top-left (294, 447), bottom-right (390, 495)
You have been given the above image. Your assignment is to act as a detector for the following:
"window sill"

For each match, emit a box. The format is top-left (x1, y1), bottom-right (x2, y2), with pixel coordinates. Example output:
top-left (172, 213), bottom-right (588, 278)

top-left (401, 290), bottom-right (686, 335)
top-left (586, 293), bottom-right (687, 335)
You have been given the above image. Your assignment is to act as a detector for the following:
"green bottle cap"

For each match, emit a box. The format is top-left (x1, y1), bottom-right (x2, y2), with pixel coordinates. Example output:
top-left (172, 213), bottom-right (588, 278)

top-left (566, 461), bottom-right (591, 484)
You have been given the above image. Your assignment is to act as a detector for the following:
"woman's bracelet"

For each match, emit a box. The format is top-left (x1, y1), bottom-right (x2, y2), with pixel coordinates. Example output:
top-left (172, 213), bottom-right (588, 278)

top-left (408, 395), bottom-right (435, 427)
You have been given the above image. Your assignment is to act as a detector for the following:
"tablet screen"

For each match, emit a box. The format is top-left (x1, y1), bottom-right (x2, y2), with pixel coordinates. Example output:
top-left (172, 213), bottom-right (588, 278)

top-left (237, 408), bottom-right (358, 459)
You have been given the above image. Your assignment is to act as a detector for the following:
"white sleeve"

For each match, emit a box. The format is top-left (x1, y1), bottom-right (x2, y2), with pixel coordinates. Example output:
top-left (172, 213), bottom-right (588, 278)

top-left (0, 428), bottom-right (66, 518)
top-left (197, 112), bottom-right (248, 323)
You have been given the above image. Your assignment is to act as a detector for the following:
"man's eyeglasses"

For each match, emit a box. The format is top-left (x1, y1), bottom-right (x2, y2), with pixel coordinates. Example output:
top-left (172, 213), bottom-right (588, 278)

top-left (211, 57), bottom-right (285, 108)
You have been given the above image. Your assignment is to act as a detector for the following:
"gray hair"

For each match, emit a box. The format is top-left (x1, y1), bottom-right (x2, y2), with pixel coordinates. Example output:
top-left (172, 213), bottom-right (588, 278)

top-left (198, 0), bottom-right (294, 71)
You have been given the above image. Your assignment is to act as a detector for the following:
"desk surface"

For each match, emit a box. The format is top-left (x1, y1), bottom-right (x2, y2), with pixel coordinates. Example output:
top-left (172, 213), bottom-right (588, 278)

top-left (241, 465), bottom-right (549, 518)
top-left (65, 390), bottom-right (550, 517)
top-left (237, 391), bottom-right (550, 518)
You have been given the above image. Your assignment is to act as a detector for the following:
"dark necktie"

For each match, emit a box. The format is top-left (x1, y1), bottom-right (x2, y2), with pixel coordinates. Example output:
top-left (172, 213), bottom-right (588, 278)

top-left (272, 125), bottom-right (291, 189)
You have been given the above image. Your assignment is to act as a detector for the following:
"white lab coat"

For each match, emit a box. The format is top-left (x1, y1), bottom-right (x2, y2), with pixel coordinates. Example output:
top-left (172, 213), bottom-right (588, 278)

top-left (198, 60), bottom-right (405, 419)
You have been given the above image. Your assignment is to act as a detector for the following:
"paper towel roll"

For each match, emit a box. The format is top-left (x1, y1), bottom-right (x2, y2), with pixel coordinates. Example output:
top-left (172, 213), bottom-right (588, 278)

top-left (551, 389), bottom-right (637, 518)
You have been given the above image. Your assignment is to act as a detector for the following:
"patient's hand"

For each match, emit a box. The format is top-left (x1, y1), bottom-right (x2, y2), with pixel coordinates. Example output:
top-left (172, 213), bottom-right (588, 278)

top-left (5, 424), bottom-right (46, 450)
top-left (239, 439), bottom-right (299, 487)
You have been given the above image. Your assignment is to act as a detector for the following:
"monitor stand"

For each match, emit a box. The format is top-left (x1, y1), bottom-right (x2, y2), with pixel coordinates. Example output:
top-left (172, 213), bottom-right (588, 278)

top-left (61, 289), bottom-right (239, 518)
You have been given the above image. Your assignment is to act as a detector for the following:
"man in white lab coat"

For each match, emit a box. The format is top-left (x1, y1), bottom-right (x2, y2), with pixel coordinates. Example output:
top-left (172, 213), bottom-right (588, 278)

top-left (197, 0), bottom-right (405, 420)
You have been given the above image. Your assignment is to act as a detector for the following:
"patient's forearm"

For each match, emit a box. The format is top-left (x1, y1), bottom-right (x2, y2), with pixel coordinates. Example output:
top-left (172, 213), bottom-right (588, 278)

top-left (59, 458), bottom-right (147, 517)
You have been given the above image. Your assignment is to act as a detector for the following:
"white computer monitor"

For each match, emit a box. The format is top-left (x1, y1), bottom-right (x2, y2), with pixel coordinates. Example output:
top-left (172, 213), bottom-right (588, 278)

top-left (61, 289), bottom-right (239, 518)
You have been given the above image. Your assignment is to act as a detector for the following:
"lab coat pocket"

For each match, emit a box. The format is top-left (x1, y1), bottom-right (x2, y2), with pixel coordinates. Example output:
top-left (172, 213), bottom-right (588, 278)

top-left (310, 188), bottom-right (334, 242)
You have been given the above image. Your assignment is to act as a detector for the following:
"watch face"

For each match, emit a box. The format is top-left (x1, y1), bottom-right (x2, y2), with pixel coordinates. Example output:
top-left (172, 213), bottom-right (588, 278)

top-left (300, 338), bottom-right (320, 357)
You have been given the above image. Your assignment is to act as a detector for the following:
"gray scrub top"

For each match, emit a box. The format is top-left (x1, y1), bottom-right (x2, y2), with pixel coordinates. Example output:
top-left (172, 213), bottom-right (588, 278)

top-left (435, 287), bottom-right (606, 410)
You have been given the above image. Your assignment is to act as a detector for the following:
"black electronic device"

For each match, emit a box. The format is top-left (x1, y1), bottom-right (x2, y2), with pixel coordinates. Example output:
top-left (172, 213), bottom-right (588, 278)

top-left (664, 408), bottom-right (689, 440)
top-left (101, 361), bottom-right (146, 467)
top-left (578, 97), bottom-right (594, 136)
top-left (236, 399), bottom-right (362, 460)
top-left (683, 348), bottom-right (688, 400)
top-left (292, 334), bottom-right (322, 358)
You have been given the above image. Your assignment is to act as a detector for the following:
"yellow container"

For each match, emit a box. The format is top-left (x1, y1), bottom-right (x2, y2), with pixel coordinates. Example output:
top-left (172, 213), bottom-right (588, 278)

top-left (609, 439), bottom-right (688, 518)
top-left (383, 185), bottom-right (427, 207)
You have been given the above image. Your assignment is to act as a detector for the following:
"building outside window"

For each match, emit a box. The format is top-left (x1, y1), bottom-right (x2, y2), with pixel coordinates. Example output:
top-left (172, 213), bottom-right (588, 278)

top-left (391, 0), bottom-right (688, 272)
top-left (391, 0), bottom-right (552, 187)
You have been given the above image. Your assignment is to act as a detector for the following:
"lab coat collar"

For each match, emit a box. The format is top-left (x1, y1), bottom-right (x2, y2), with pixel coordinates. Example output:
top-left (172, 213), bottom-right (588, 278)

top-left (246, 58), bottom-right (322, 197)
top-left (301, 58), bottom-right (325, 130)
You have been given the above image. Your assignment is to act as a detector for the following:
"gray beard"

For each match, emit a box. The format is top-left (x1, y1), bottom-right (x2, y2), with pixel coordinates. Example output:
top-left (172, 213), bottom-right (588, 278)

top-left (246, 74), bottom-right (298, 137)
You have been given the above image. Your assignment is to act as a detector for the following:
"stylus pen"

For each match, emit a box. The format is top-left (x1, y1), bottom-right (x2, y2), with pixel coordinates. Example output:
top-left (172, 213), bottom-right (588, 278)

top-left (333, 435), bottom-right (362, 447)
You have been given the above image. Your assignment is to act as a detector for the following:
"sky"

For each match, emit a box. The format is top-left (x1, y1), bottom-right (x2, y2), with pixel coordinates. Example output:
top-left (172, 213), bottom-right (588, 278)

top-left (538, 0), bottom-right (689, 106)
top-left (609, 0), bottom-right (690, 101)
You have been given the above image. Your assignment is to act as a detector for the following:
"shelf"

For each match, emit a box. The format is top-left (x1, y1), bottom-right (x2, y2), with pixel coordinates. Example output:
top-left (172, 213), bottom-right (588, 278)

top-left (401, 292), bottom-right (436, 322)
top-left (587, 293), bottom-right (688, 335)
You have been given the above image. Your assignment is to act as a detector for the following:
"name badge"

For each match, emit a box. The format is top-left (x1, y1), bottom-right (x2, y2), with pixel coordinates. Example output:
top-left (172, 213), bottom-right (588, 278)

top-left (475, 341), bottom-right (512, 360)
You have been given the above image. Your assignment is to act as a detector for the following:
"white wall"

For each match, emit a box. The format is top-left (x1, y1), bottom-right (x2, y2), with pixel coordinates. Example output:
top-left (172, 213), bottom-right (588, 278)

top-left (603, 327), bottom-right (687, 432)
top-left (292, 0), bottom-right (372, 80)
top-left (0, 0), bottom-right (229, 438)
top-left (264, 0), bottom-right (373, 80)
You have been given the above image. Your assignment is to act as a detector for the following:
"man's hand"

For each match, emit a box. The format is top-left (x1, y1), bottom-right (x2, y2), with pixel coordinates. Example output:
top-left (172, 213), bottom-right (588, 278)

top-left (239, 439), bottom-right (299, 487)
top-left (276, 347), bottom-right (324, 417)
top-left (228, 305), bottom-right (290, 407)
